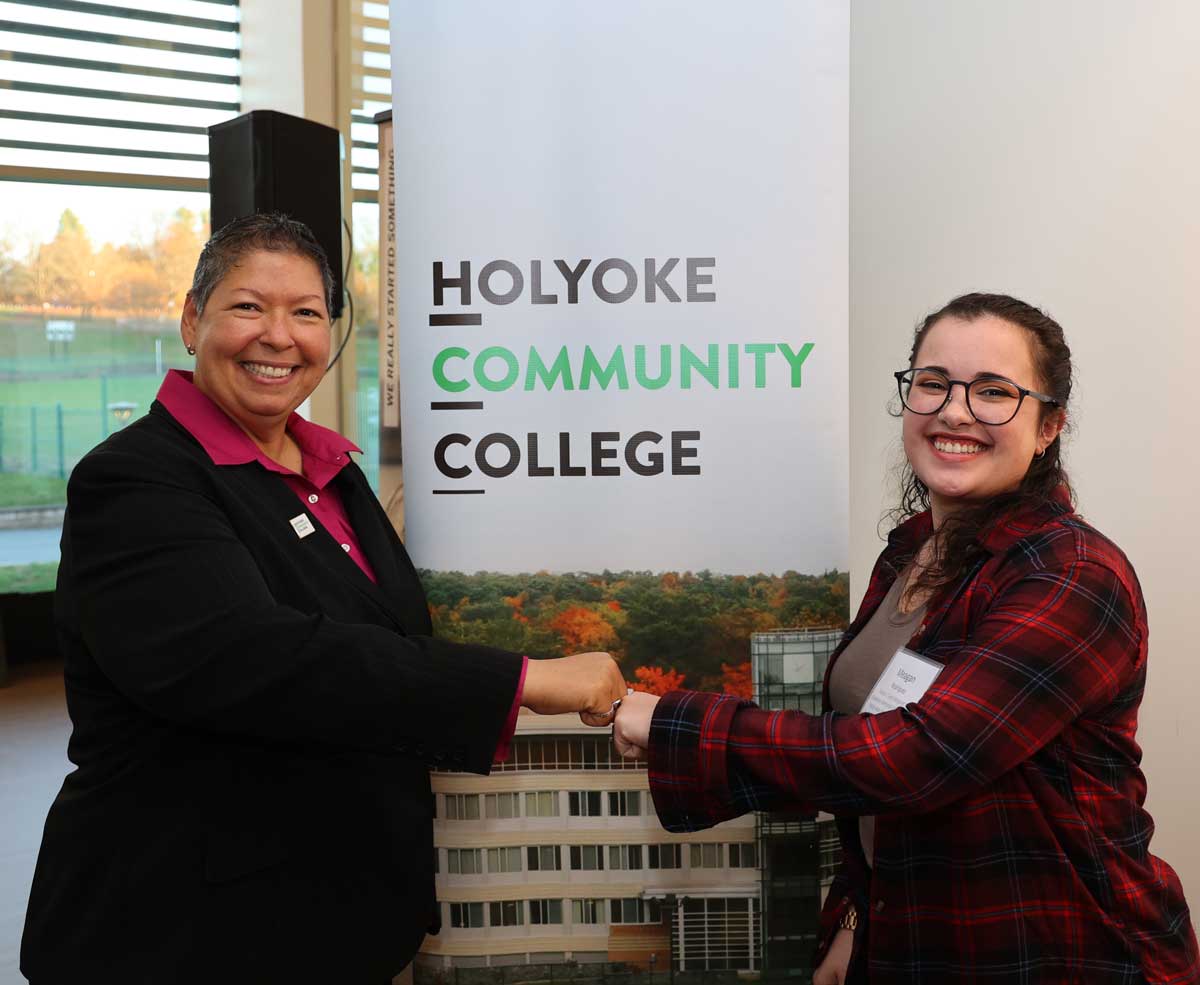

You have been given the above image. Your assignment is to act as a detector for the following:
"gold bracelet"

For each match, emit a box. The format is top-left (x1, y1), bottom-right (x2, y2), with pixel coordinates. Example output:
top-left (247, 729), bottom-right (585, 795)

top-left (837, 905), bottom-right (858, 931)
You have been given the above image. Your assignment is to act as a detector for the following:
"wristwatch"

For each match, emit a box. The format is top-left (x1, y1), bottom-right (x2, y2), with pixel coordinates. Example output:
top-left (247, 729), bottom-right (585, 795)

top-left (837, 904), bottom-right (858, 931)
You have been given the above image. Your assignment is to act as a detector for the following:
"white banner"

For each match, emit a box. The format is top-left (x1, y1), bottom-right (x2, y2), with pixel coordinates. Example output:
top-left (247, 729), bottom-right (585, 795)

top-left (390, 1), bottom-right (848, 575)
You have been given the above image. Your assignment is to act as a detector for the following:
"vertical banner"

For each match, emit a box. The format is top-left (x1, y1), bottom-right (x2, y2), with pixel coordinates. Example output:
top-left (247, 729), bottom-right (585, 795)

top-left (390, 2), bottom-right (848, 968)
top-left (391, 1), bottom-right (848, 582)
top-left (375, 112), bottom-right (406, 537)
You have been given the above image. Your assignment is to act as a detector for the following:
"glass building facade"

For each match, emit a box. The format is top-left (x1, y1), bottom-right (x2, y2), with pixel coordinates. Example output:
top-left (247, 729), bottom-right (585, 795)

top-left (750, 629), bottom-right (844, 977)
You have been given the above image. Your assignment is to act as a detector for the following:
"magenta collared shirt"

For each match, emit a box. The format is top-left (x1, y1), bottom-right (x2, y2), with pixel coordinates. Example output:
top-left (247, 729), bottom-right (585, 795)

top-left (158, 369), bottom-right (376, 580)
top-left (155, 370), bottom-right (525, 761)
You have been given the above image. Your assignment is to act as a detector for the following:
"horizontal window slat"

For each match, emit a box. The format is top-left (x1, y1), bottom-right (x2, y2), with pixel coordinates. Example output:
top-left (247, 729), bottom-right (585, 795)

top-left (44, 0), bottom-right (239, 19)
top-left (0, 162), bottom-right (206, 191)
top-left (0, 5), bottom-right (238, 50)
top-left (0, 19), bottom-right (238, 57)
top-left (0, 109), bottom-right (206, 135)
top-left (5, 49), bottom-right (238, 84)
top-left (353, 87), bottom-right (392, 104)
top-left (0, 0), bottom-right (240, 196)
top-left (13, 0), bottom-right (237, 32)
top-left (104, 0), bottom-right (235, 19)
top-left (1, 60), bottom-right (238, 103)
top-left (0, 137), bottom-right (207, 162)
top-left (352, 13), bottom-right (387, 31)
top-left (0, 28), bottom-right (237, 76)
top-left (7, 88), bottom-right (237, 130)
top-left (0, 79), bottom-right (238, 111)
top-left (0, 145), bottom-right (207, 179)
top-left (4, 116), bottom-right (208, 156)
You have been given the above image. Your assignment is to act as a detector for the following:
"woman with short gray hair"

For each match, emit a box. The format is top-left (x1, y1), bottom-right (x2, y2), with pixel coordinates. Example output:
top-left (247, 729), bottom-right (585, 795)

top-left (21, 213), bottom-right (625, 985)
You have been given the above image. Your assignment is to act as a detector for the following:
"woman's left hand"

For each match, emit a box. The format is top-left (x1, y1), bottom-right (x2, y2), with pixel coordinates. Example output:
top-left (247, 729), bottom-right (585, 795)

top-left (812, 927), bottom-right (855, 984)
top-left (613, 690), bottom-right (660, 759)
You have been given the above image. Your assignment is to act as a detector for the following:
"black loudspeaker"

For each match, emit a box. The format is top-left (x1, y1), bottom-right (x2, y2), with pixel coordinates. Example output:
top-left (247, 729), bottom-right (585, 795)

top-left (208, 110), bottom-right (344, 318)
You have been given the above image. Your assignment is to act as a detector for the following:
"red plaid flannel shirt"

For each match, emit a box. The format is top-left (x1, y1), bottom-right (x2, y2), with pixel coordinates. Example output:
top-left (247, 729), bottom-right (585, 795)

top-left (648, 491), bottom-right (1198, 984)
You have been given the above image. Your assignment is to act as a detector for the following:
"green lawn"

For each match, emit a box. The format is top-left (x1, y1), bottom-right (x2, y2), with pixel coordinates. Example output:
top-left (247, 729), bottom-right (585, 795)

top-left (0, 562), bottom-right (58, 594)
top-left (0, 312), bottom-right (189, 377)
top-left (0, 472), bottom-right (67, 507)
top-left (0, 373), bottom-right (166, 412)
top-left (0, 309), bottom-right (385, 487)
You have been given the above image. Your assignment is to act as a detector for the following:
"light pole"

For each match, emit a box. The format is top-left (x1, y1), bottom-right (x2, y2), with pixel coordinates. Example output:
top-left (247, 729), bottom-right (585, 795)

top-left (108, 402), bottom-right (137, 429)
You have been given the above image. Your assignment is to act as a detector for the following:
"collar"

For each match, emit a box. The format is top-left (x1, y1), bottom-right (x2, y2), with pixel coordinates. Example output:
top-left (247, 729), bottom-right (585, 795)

top-left (886, 485), bottom-right (1075, 559)
top-left (156, 369), bottom-right (360, 487)
top-left (976, 485), bottom-right (1074, 554)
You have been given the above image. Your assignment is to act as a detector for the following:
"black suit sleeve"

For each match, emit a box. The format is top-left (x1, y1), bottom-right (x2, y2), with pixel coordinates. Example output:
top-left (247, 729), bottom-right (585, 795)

top-left (62, 441), bottom-right (522, 774)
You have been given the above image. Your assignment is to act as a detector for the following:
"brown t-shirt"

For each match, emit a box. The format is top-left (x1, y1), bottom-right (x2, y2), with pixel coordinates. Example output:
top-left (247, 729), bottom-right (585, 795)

top-left (827, 571), bottom-right (926, 867)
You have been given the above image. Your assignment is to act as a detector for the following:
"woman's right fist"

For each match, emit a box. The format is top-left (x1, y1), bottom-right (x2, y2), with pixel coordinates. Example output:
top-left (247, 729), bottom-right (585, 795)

top-left (520, 652), bottom-right (626, 725)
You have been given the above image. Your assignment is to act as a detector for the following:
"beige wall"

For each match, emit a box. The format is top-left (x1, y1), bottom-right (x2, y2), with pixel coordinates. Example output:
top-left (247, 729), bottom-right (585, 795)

top-left (239, 0), bottom-right (305, 118)
top-left (850, 0), bottom-right (1200, 897)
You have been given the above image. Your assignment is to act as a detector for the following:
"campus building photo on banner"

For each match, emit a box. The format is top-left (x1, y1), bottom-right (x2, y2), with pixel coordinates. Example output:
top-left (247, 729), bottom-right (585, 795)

top-left (386, 1), bottom-right (848, 974)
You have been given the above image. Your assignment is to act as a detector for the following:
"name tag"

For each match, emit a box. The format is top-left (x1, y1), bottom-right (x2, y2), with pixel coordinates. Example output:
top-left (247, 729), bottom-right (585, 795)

top-left (860, 647), bottom-right (943, 715)
top-left (289, 513), bottom-right (316, 539)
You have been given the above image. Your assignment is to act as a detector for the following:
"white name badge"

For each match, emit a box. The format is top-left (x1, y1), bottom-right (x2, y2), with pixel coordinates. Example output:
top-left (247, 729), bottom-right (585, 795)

top-left (289, 513), bottom-right (316, 539)
top-left (860, 647), bottom-right (944, 715)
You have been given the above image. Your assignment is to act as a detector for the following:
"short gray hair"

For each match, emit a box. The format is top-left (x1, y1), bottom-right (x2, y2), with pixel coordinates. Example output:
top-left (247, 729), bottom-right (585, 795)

top-left (188, 213), bottom-right (335, 315)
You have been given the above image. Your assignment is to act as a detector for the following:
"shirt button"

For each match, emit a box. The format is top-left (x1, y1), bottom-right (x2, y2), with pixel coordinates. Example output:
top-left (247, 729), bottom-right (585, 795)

top-left (341, 543), bottom-right (351, 552)
top-left (308, 494), bottom-right (319, 504)
top-left (874, 900), bottom-right (886, 914)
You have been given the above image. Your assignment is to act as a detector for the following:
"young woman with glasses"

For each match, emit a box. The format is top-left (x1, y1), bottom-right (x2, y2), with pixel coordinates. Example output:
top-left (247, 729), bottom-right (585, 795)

top-left (612, 294), bottom-right (1198, 984)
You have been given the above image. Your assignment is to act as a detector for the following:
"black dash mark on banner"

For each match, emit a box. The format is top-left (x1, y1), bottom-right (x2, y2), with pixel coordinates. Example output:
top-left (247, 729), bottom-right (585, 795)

top-left (433, 489), bottom-right (486, 495)
top-left (431, 401), bottom-right (484, 410)
top-left (430, 313), bottom-right (482, 326)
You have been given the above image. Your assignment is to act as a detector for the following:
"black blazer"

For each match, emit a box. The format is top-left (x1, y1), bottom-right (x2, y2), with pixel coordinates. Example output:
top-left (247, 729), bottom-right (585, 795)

top-left (22, 402), bottom-right (523, 985)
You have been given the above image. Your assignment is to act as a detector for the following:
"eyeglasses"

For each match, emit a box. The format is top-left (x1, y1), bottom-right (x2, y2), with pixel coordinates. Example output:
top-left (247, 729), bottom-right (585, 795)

top-left (894, 368), bottom-right (1059, 426)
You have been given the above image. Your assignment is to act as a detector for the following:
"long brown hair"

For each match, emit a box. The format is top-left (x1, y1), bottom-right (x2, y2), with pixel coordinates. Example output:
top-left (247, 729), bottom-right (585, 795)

top-left (891, 293), bottom-right (1074, 602)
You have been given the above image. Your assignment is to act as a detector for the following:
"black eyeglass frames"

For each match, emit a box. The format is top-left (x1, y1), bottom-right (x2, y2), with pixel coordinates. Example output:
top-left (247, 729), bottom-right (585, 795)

top-left (894, 368), bottom-right (1059, 426)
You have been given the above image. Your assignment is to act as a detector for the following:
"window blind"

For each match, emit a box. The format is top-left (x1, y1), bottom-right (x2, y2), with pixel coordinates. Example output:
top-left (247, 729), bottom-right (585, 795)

top-left (0, 0), bottom-right (241, 189)
top-left (348, 0), bottom-right (387, 203)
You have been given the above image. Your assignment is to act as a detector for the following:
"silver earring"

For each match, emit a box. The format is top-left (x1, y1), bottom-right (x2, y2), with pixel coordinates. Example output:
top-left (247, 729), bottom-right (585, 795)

top-left (1034, 449), bottom-right (1046, 459)
top-left (186, 345), bottom-right (196, 355)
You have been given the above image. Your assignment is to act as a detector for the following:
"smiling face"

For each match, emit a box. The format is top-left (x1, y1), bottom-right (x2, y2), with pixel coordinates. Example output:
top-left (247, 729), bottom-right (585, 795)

top-left (180, 249), bottom-right (330, 445)
top-left (902, 313), bottom-right (1064, 526)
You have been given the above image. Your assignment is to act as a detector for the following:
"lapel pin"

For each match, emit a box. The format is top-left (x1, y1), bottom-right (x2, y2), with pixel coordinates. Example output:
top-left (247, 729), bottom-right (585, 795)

top-left (290, 513), bottom-right (316, 539)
